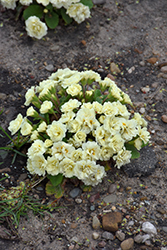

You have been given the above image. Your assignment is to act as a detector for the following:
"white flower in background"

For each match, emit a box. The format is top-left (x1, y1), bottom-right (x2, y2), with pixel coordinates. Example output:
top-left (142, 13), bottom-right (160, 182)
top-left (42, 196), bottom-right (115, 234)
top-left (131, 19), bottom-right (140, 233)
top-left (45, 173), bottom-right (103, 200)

top-left (46, 155), bottom-right (61, 175)
top-left (20, 118), bottom-right (33, 136)
top-left (0, 0), bottom-right (17, 9)
top-left (24, 86), bottom-right (35, 106)
top-left (30, 154), bottom-right (47, 176)
top-left (82, 141), bottom-right (100, 161)
top-left (25, 16), bottom-right (48, 40)
top-left (30, 130), bottom-right (39, 141)
top-left (40, 101), bottom-right (53, 114)
top-left (133, 113), bottom-right (148, 127)
top-left (67, 3), bottom-right (90, 24)
top-left (60, 158), bottom-right (76, 178)
top-left (102, 102), bottom-right (118, 116)
top-left (44, 139), bottom-right (53, 148)
top-left (19, 0), bottom-right (32, 5)
top-left (8, 113), bottom-right (23, 135)
top-left (66, 119), bottom-right (81, 133)
top-left (27, 106), bottom-right (38, 117)
top-left (134, 137), bottom-right (143, 150)
top-left (100, 146), bottom-right (114, 161)
top-left (113, 148), bottom-right (132, 168)
top-left (59, 111), bottom-right (75, 124)
top-left (27, 139), bottom-right (46, 158)
top-left (71, 148), bottom-right (83, 162)
top-left (47, 121), bottom-right (66, 142)
top-left (36, 0), bottom-right (49, 6)
top-left (109, 134), bottom-right (125, 153)
top-left (66, 83), bottom-right (82, 96)
top-left (93, 101), bottom-right (103, 114)
top-left (61, 99), bottom-right (81, 112)
top-left (80, 70), bottom-right (101, 82)
top-left (138, 126), bottom-right (150, 144)
top-left (37, 121), bottom-right (47, 132)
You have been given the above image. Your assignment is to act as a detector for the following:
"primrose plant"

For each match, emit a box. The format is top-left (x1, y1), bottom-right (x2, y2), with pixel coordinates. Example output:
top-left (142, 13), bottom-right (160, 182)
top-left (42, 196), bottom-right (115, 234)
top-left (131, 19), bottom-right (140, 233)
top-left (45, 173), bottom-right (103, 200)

top-left (0, 0), bottom-right (93, 39)
top-left (8, 68), bottom-right (150, 195)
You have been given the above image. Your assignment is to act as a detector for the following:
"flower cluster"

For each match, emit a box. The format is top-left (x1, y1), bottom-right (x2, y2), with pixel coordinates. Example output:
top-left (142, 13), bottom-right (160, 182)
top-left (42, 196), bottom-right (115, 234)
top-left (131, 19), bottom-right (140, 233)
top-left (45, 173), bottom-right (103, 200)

top-left (8, 68), bottom-right (150, 186)
top-left (0, 0), bottom-right (92, 39)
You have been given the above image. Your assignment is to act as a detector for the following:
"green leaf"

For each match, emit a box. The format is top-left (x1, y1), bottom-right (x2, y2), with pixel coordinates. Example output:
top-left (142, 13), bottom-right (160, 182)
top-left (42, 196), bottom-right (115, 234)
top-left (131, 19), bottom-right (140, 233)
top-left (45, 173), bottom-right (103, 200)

top-left (45, 3), bottom-right (53, 11)
top-left (93, 89), bottom-right (101, 101)
top-left (45, 182), bottom-right (64, 198)
top-left (23, 5), bottom-right (43, 20)
top-left (45, 11), bottom-right (59, 29)
top-left (80, 0), bottom-right (93, 8)
top-left (125, 143), bottom-right (140, 159)
top-left (47, 173), bottom-right (64, 187)
top-left (60, 8), bottom-right (73, 25)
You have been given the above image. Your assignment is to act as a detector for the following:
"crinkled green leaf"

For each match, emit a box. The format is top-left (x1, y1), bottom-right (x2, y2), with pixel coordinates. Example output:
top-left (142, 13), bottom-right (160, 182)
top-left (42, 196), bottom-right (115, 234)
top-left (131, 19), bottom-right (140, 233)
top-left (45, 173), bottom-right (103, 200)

top-left (23, 5), bottom-right (43, 20)
top-left (93, 89), bottom-right (101, 101)
top-left (60, 8), bottom-right (73, 25)
top-left (45, 11), bottom-right (59, 29)
top-left (45, 182), bottom-right (64, 198)
top-left (125, 143), bottom-right (140, 159)
top-left (80, 0), bottom-right (93, 9)
top-left (47, 173), bottom-right (64, 187)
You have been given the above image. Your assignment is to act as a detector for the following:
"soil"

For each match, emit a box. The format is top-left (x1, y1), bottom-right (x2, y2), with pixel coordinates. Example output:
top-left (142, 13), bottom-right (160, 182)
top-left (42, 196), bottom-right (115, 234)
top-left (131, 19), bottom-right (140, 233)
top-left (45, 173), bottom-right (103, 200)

top-left (0, 0), bottom-right (167, 249)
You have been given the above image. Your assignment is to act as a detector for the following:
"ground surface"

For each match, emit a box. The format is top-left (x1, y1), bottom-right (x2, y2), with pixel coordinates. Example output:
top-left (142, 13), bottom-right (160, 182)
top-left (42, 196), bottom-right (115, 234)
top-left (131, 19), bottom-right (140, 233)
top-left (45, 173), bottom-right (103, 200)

top-left (0, 0), bottom-right (167, 249)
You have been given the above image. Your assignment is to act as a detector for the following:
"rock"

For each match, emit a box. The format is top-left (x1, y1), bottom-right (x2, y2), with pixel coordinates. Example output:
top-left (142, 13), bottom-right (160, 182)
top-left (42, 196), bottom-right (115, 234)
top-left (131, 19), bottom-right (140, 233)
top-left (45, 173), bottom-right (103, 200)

top-left (115, 231), bottom-right (125, 241)
top-left (89, 193), bottom-right (100, 203)
top-left (92, 0), bottom-right (106, 4)
top-left (145, 239), bottom-right (152, 246)
top-left (139, 61), bottom-right (145, 66)
top-left (102, 231), bottom-right (114, 240)
top-left (157, 73), bottom-right (167, 79)
top-left (147, 57), bottom-right (158, 65)
top-left (75, 198), bottom-right (82, 204)
top-left (103, 194), bottom-right (117, 204)
top-left (0, 93), bottom-right (7, 100)
top-left (162, 227), bottom-right (167, 233)
top-left (142, 222), bottom-right (157, 235)
top-left (156, 207), bottom-right (166, 214)
top-left (160, 66), bottom-right (167, 73)
top-left (128, 221), bottom-right (134, 227)
top-left (45, 64), bottom-right (54, 72)
top-left (18, 173), bottom-right (28, 182)
top-left (141, 234), bottom-right (151, 243)
top-left (69, 245), bottom-right (75, 250)
top-left (141, 87), bottom-right (150, 93)
top-left (90, 205), bottom-right (95, 211)
top-left (161, 115), bottom-right (167, 123)
top-left (70, 236), bottom-right (79, 243)
top-left (102, 212), bottom-right (122, 232)
top-left (110, 62), bottom-right (121, 74)
top-left (70, 223), bottom-right (77, 229)
top-left (92, 232), bottom-right (100, 240)
top-left (128, 66), bottom-right (135, 74)
top-left (98, 241), bottom-right (106, 248)
top-left (134, 234), bottom-right (143, 243)
top-left (123, 146), bottom-right (157, 177)
top-left (108, 184), bottom-right (117, 194)
top-left (69, 188), bottom-right (81, 198)
top-left (139, 107), bottom-right (145, 114)
top-left (92, 216), bottom-right (101, 230)
top-left (106, 73), bottom-right (115, 81)
top-left (50, 45), bottom-right (60, 51)
top-left (120, 238), bottom-right (134, 250)
top-left (151, 82), bottom-right (159, 88)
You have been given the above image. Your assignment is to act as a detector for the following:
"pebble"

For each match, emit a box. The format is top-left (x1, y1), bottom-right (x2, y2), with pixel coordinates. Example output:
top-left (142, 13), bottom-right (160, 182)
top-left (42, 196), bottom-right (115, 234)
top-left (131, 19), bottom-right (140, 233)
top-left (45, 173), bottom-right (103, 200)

top-left (0, 93), bottom-right (7, 100)
top-left (141, 87), bottom-right (150, 93)
top-left (108, 184), bottom-right (117, 194)
top-left (134, 234), bottom-right (143, 244)
top-left (75, 198), bottom-right (82, 204)
top-left (92, 0), bottom-right (106, 4)
top-left (128, 66), bottom-right (135, 74)
top-left (110, 62), bottom-right (121, 74)
top-left (156, 207), bottom-right (166, 214)
top-left (92, 232), bottom-right (100, 240)
top-left (69, 188), bottom-right (81, 198)
top-left (142, 222), bottom-right (157, 235)
top-left (161, 115), bottom-right (167, 123)
top-left (160, 66), bottom-right (167, 73)
top-left (139, 107), bottom-right (145, 114)
top-left (139, 61), bottom-right (145, 66)
top-left (128, 220), bottom-right (134, 227)
top-left (145, 240), bottom-right (152, 246)
top-left (115, 231), bottom-right (125, 241)
top-left (151, 82), bottom-right (159, 88)
top-left (102, 231), bottom-right (114, 240)
top-left (92, 216), bottom-right (101, 230)
top-left (45, 64), bottom-right (54, 72)
top-left (98, 240), bottom-right (106, 248)
top-left (90, 205), bottom-right (95, 211)
top-left (69, 245), bottom-right (75, 250)
top-left (102, 212), bottom-right (122, 232)
top-left (103, 194), bottom-right (117, 204)
top-left (50, 45), bottom-right (60, 51)
top-left (120, 238), bottom-right (134, 250)
top-left (162, 226), bottom-right (167, 233)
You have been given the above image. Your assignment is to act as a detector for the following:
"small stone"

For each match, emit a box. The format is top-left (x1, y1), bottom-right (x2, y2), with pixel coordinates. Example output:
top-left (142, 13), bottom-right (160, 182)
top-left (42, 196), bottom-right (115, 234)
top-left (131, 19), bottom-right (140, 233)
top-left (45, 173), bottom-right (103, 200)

top-left (142, 222), bottom-right (157, 235)
top-left (92, 232), bottom-right (100, 240)
top-left (139, 61), bottom-right (145, 66)
top-left (160, 66), bottom-right (167, 73)
top-left (92, 0), bottom-right (106, 4)
top-left (161, 115), bottom-right (167, 123)
top-left (102, 231), bottom-right (114, 240)
top-left (145, 115), bottom-right (152, 121)
top-left (141, 87), bottom-right (150, 93)
top-left (69, 188), bottom-right (81, 198)
top-left (156, 207), bottom-right (166, 214)
top-left (75, 198), bottom-right (82, 204)
top-left (18, 173), bottom-right (28, 182)
top-left (162, 226), bottom-right (167, 233)
top-left (139, 107), bottom-right (145, 114)
top-left (45, 64), bottom-right (54, 72)
top-left (98, 241), bottom-right (106, 248)
top-left (106, 74), bottom-right (115, 81)
top-left (50, 45), bottom-right (60, 51)
top-left (92, 216), bottom-right (101, 230)
top-left (36, 186), bottom-right (43, 191)
top-left (128, 220), bottom-right (134, 227)
top-left (108, 184), bottom-right (117, 194)
top-left (128, 66), bottom-right (135, 74)
top-left (115, 231), bottom-right (125, 241)
top-left (134, 234), bottom-right (143, 243)
top-left (151, 82), bottom-right (159, 88)
top-left (120, 238), bottom-right (134, 250)
top-left (141, 234), bottom-right (151, 243)
top-left (90, 205), bottom-right (95, 211)
top-left (103, 194), bottom-right (117, 204)
top-left (69, 245), bottom-right (75, 250)
top-left (70, 223), bottom-right (78, 229)
top-left (110, 62), bottom-right (121, 74)
top-left (70, 236), bottom-right (79, 243)
top-left (157, 73), bottom-right (167, 79)
top-left (0, 93), bottom-right (7, 100)
top-left (102, 212), bottom-right (122, 232)
top-left (145, 240), bottom-right (152, 246)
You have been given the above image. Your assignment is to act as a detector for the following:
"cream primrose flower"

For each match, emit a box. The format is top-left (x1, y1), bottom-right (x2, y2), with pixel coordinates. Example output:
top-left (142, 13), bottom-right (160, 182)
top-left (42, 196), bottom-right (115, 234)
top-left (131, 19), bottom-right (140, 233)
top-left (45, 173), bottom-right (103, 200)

top-left (113, 148), bottom-right (132, 168)
top-left (133, 113), bottom-right (148, 127)
top-left (27, 106), bottom-right (38, 117)
top-left (20, 118), bottom-right (33, 136)
top-left (61, 73), bottom-right (82, 89)
top-left (74, 160), bottom-right (106, 186)
top-left (72, 131), bottom-right (87, 147)
top-left (100, 146), bottom-right (114, 161)
top-left (47, 121), bottom-right (66, 142)
top-left (82, 141), bottom-right (101, 161)
top-left (66, 119), bottom-right (81, 133)
top-left (37, 121), bottom-right (47, 132)
top-left (38, 87), bottom-right (50, 99)
top-left (102, 102), bottom-right (119, 116)
top-left (0, 0), bottom-right (17, 9)
top-left (138, 126), bottom-right (150, 144)
top-left (44, 139), bottom-right (53, 148)
top-left (19, 0), bottom-right (32, 5)
top-left (104, 116), bottom-right (125, 135)
top-left (8, 113), bottom-right (23, 135)
top-left (99, 115), bottom-right (106, 124)
top-left (95, 126), bottom-right (111, 146)
top-left (121, 119), bottom-right (138, 141)
top-left (110, 84), bottom-right (123, 101)
top-left (29, 154), bottom-right (47, 176)
top-left (61, 99), bottom-right (81, 113)
top-left (46, 155), bottom-right (61, 176)
top-left (67, 3), bottom-right (90, 24)
top-left (70, 148), bottom-right (83, 162)
top-left (109, 134), bottom-right (125, 153)
top-left (51, 141), bottom-right (75, 160)
top-left (40, 101), bottom-right (53, 114)
top-left (30, 130), bottom-right (39, 141)
top-left (49, 68), bottom-right (74, 81)
top-left (36, 79), bottom-right (56, 93)
top-left (24, 86), bottom-right (35, 106)
top-left (27, 139), bottom-right (46, 158)
top-left (62, 0), bottom-right (80, 8)
top-left (93, 101), bottom-right (103, 114)
top-left (122, 93), bottom-right (132, 105)
top-left (25, 16), bottom-right (48, 40)
top-left (80, 70), bottom-right (101, 82)
top-left (82, 102), bottom-right (93, 109)
top-left (36, 0), bottom-right (49, 6)
top-left (59, 111), bottom-right (75, 124)
top-left (26, 158), bottom-right (36, 175)
top-left (59, 158), bottom-right (76, 178)
top-left (66, 83), bottom-right (82, 96)
top-left (115, 101), bottom-right (130, 119)
top-left (134, 137), bottom-right (143, 150)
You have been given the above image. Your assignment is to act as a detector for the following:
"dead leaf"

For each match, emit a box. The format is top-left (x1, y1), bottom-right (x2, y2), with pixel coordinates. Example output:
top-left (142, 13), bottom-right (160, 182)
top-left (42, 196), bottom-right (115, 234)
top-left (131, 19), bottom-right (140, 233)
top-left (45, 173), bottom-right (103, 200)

top-left (134, 48), bottom-right (143, 54)
top-left (146, 57), bottom-right (158, 64)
